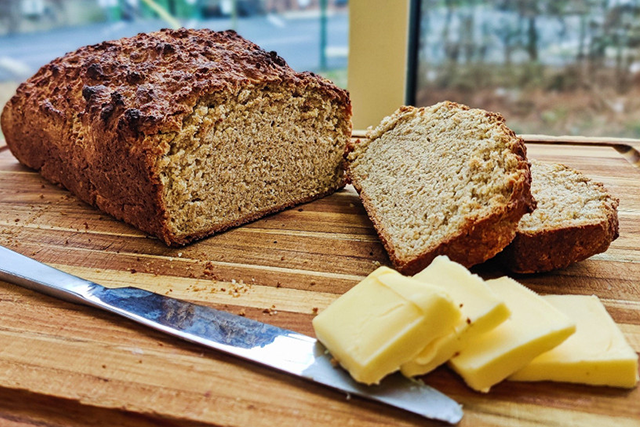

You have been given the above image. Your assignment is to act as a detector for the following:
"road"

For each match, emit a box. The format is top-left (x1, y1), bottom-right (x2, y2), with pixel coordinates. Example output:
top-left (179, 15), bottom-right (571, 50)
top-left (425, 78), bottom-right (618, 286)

top-left (0, 10), bottom-right (348, 83)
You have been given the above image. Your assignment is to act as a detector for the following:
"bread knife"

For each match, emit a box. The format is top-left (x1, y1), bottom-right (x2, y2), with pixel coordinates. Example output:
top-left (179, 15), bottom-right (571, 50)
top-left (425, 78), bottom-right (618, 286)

top-left (0, 245), bottom-right (463, 424)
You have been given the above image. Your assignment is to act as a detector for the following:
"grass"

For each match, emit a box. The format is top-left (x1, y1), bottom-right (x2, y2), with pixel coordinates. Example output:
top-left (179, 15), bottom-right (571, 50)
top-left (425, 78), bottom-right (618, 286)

top-left (416, 64), bottom-right (640, 138)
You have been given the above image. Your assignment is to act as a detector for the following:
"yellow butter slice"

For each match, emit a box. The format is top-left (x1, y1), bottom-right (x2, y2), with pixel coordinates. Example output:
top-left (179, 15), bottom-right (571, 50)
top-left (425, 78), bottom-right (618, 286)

top-left (509, 294), bottom-right (639, 388)
top-left (448, 277), bottom-right (576, 393)
top-left (400, 256), bottom-right (511, 377)
top-left (312, 266), bottom-right (461, 385)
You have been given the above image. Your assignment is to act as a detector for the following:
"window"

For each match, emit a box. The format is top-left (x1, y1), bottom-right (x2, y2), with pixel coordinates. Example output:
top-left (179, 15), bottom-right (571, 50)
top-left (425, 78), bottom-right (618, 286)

top-left (410, 0), bottom-right (640, 138)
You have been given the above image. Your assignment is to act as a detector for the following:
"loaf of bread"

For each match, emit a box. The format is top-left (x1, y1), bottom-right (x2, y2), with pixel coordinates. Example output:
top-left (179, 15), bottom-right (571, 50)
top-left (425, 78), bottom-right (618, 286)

top-left (345, 102), bottom-right (535, 274)
top-left (0, 28), bottom-right (351, 245)
top-left (498, 160), bottom-right (619, 273)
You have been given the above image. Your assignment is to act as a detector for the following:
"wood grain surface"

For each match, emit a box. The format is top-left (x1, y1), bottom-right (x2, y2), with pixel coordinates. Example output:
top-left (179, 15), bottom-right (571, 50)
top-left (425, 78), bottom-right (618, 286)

top-left (0, 139), bottom-right (638, 427)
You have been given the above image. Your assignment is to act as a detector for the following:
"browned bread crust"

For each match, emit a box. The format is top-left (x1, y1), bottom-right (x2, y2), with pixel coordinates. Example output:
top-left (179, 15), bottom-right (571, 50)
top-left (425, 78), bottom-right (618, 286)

top-left (1, 28), bottom-right (351, 245)
top-left (345, 102), bottom-right (534, 275)
top-left (498, 161), bottom-right (619, 274)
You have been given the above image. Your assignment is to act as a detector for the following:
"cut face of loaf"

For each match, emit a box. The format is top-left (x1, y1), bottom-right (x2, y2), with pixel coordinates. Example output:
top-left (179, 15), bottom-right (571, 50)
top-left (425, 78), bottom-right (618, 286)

top-left (498, 161), bottom-right (619, 273)
top-left (1, 29), bottom-right (352, 245)
top-left (345, 102), bottom-right (534, 274)
top-left (157, 85), bottom-right (347, 243)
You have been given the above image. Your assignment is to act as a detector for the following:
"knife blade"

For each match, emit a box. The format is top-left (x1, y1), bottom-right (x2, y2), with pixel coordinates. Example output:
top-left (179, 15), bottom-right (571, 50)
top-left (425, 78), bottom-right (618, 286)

top-left (0, 245), bottom-right (463, 424)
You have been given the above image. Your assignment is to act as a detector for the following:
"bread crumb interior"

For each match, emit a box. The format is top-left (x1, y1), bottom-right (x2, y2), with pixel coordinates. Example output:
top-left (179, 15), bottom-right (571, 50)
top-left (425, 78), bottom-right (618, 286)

top-left (518, 161), bottom-right (616, 232)
top-left (157, 84), bottom-right (348, 238)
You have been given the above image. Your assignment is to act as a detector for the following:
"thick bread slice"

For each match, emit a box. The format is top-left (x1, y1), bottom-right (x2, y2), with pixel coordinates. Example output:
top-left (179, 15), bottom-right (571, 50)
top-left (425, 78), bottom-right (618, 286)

top-left (1, 28), bottom-right (351, 246)
top-left (345, 102), bottom-right (534, 274)
top-left (498, 161), bottom-right (619, 273)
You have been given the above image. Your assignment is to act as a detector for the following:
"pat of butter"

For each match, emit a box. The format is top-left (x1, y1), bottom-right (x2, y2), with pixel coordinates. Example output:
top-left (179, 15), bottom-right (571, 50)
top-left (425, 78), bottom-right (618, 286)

top-left (509, 295), bottom-right (639, 388)
top-left (312, 266), bottom-right (461, 385)
top-left (400, 256), bottom-right (511, 377)
top-left (448, 277), bottom-right (576, 392)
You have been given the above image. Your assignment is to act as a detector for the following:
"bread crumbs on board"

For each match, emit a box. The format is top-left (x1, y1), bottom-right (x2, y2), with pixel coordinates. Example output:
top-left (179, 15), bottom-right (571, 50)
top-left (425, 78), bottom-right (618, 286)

top-left (263, 305), bottom-right (278, 315)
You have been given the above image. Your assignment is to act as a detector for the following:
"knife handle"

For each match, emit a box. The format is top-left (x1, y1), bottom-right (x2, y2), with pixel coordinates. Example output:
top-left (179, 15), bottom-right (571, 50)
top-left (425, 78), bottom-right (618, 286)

top-left (0, 246), bottom-right (99, 305)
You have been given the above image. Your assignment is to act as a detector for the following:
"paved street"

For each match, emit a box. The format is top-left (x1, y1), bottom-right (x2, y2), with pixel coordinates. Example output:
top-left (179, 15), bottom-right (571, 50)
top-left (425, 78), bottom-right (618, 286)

top-left (0, 10), bottom-right (348, 83)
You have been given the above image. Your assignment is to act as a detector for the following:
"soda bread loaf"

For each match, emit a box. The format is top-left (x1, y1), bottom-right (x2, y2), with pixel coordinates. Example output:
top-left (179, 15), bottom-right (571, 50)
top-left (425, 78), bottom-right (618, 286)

top-left (498, 160), bottom-right (619, 273)
top-left (345, 102), bottom-right (535, 274)
top-left (1, 28), bottom-right (351, 245)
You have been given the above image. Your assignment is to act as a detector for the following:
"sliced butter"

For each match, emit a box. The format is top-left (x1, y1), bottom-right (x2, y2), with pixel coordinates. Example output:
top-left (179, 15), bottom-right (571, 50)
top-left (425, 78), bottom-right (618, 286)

top-left (312, 266), bottom-right (461, 385)
top-left (400, 256), bottom-right (511, 377)
top-left (448, 277), bottom-right (576, 393)
top-left (509, 295), bottom-right (639, 388)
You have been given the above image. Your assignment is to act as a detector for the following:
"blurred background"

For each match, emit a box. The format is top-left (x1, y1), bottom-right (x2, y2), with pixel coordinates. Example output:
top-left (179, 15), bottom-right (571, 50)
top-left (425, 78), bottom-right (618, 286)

top-left (1, 0), bottom-right (640, 138)
top-left (412, 0), bottom-right (640, 138)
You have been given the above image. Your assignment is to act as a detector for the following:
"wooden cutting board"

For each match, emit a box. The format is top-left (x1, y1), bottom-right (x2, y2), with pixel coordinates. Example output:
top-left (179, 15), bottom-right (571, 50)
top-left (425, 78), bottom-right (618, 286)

top-left (0, 138), bottom-right (639, 427)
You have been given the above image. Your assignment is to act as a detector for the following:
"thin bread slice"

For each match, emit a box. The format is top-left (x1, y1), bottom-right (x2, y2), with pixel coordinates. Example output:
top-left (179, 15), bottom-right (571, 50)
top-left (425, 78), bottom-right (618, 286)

top-left (345, 102), bottom-right (535, 274)
top-left (498, 161), bottom-right (619, 273)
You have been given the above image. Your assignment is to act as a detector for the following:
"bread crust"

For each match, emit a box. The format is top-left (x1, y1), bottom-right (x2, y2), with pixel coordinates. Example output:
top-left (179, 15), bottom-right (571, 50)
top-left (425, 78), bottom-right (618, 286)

top-left (346, 102), bottom-right (534, 275)
top-left (499, 218), bottom-right (619, 274)
top-left (1, 28), bottom-right (351, 245)
top-left (354, 183), bottom-right (532, 275)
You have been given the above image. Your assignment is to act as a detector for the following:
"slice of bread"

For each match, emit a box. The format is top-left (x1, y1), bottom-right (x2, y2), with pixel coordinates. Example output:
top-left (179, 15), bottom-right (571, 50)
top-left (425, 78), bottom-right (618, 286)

top-left (345, 102), bottom-right (535, 274)
top-left (498, 161), bottom-right (619, 273)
